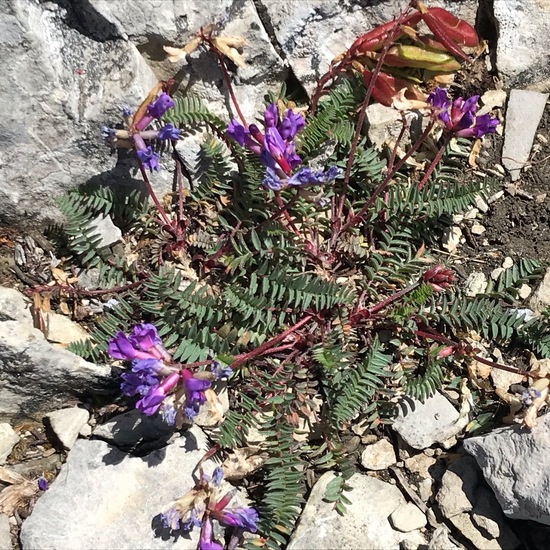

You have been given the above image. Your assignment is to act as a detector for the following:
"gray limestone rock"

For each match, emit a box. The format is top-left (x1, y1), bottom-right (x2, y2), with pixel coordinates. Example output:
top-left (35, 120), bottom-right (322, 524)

top-left (43, 312), bottom-right (90, 346)
top-left (360, 438), bottom-right (397, 471)
top-left (0, 287), bottom-right (33, 325)
top-left (436, 456), bottom-right (479, 519)
top-left (0, 0), bottom-right (158, 226)
top-left (92, 409), bottom-right (175, 451)
top-left (392, 392), bottom-right (468, 450)
top-left (502, 90), bottom-right (548, 181)
top-left (287, 472), bottom-right (426, 549)
top-left (44, 407), bottom-right (90, 450)
top-left (20, 427), bottom-right (209, 550)
top-left (0, 319), bottom-right (114, 421)
top-left (0, 423), bottom-right (20, 465)
top-left (493, 0), bottom-right (550, 88)
top-left (0, 514), bottom-right (10, 550)
top-left (389, 502), bottom-right (427, 532)
top-left (464, 413), bottom-right (550, 525)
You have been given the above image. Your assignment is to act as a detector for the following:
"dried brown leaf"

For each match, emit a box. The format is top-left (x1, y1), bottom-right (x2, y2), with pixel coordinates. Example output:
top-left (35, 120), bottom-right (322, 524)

top-left (222, 447), bottom-right (268, 481)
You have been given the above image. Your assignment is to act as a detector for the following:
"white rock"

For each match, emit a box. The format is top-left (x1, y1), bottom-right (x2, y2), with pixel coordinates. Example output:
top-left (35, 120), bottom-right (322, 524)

top-left (494, 1), bottom-right (550, 88)
top-left (0, 424), bottom-right (19, 465)
top-left (436, 456), bottom-right (479, 519)
top-left (20, 428), bottom-right (210, 550)
top-left (392, 392), bottom-right (468, 450)
top-left (364, 103), bottom-right (406, 151)
top-left (475, 195), bottom-right (490, 213)
top-left (0, 287), bottom-right (33, 325)
top-left (464, 272), bottom-right (488, 297)
top-left (360, 438), bottom-right (396, 470)
top-left (463, 207), bottom-right (479, 220)
top-left (502, 90), bottom-right (549, 181)
top-left (518, 284), bottom-right (532, 299)
top-left (428, 525), bottom-right (462, 550)
top-left (529, 267), bottom-right (550, 314)
top-left (418, 478), bottom-right (433, 503)
top-left (491, 267), bottom-right (505, 280)
top-left (88, 214), bottom-right (123, 249)
top-left (44, 407), bottom-right (90, 450)
top-left (502, 256), bottom-right (514, 269)
top-left (44, 312), bottom-right (89, 345)
top-left (287, 472), bottom-right (425, 549)
top-left (442, 227), bottom-right (462, 253)
top-left (0, 514), bottom-right (10, 550)
top-left (470, 223), bottom-right (486, 236)
top-left (464, 412), bottom-right (550, 525)
top-left (404, 453), bottom-right (436, 478)
top-left (389, 502), bottom-right (427, 532)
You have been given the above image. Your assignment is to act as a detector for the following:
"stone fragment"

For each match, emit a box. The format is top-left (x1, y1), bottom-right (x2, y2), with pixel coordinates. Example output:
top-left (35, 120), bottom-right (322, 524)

top-left (20, 428), bottom-right (209, 550)
top-left (436, 456), bottom-right (478, 518)
top-left (287, 472), bottom-right (425, 550)
top-left (392, 393), bottom-right (468, 450)
top-left (502, 257), bottom-right (514, 269)
top-left (0, 423), bottom-right (20, 465)
top-left (360, 438), bottom-right (396, 471)
top-left (0, 514), bottom-right (10, 550)
top-left (44, 407), bottom-right (90, 450)
top-left (0, 320), bottom-right (113, 421)
top-left (404, 453), bottom-right (436, 478)
top-left (477, 90), bottom-right (507, 117)
top-left (464, 412), bottom-right (550, 525)
top-left (463, 207), bottom-right (479, 220)
top-left (44, 312), bottom-right (89, 346)
top-left (418, 478), bottom-right (433, 503)
top-left (93, 409), bottom-right (174, 451)
top-left (494, 1), bottom-right (550, 88)
top-left (502, 90), bottom-right (548, 181)
top-left (428, 525), bottom-right (462, 550)
top-left (88, 215), bottom-right (123, 249)
top-left (0, 287), bottom-right (33, 325)
top-left (491, 267), bottom-right (504, 281)
top-left (365, 103), bottom-right (407, 150)
top-left (470, 223), bottom-right (486, 236)
top-left (490, 365), bottom-right (523, 391)
top-left (389, 502), bottom-right (427, 532)
top-left (529, 267), bottom-right (550, 314)
top-left (442, 227), bottom-right (462, 253)
top-left (464, 272), bottom-right (488, 297)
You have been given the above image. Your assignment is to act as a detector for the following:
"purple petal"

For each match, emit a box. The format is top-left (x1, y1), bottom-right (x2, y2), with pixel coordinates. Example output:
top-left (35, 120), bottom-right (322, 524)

top-left (227, 119), bottom-right (248, 146)
top-left (147, 93), bottom-right (175, 119)
top-left (263, 103), bottom-right (278, 128)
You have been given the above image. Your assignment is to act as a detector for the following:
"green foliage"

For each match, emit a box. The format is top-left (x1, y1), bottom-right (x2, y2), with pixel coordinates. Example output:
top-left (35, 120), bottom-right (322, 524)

top-left (163, 95), bottom-right (226, 131)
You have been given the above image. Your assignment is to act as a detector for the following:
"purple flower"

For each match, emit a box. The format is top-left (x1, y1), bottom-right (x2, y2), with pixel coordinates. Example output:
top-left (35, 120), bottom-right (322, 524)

top-left (263, 165), bottom-right (341, 191)
top-left (101, 126), bottom-right (116, 139)
top-left (160, 403), bottom-right (177, 425)
top-left (182, 508), bottom-right (202, 531)
top-left (199, 518), bottom-right (224, 550)
top-left (148, 93), bottom-right (175, 119)
top-left (212, 361), bottom-right (233, 380)
top-left (136, 372), bottom-right (180, 415)
top-left (158, 123), bottom-right (181, 141)
top-left (137, 146), bottom-right (160, 172)
top-left (160, 507), bottom-right (181, 531)
top-left (108, 326), bottom-right (167, 362)
top-left (181, 370), bottom-right (212, 419)
top-left (427, 87), bottom-right (498, 139)
top-left (522, 388), bottom-right (542, 406)
top-left (120, 370), bottom-right (159, 397)
top-left (128, 324), bottom-right (161, 352)
top-left (37, 477), bottom-right (48, 491)
top-left (120, 106), bottom-right (133, 118)
top-left (214, 507), bottom-right (259, 533)
top-left (226, 103), bottom-right (305, 178)
top-left (108, 331), bottom-right (153, 361)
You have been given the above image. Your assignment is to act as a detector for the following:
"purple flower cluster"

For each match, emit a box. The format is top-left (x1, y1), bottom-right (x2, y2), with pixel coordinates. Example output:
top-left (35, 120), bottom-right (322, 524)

top-left (227, 103), bottom-right (340, 191)
top-left (108, 324), bottom-right (212, 420)
top-left (427, 87), bottom-right (499, 139)
top-left (101, 92), bottom-right (180, 173)
top-left (160, 466), bottom-right (259, 549)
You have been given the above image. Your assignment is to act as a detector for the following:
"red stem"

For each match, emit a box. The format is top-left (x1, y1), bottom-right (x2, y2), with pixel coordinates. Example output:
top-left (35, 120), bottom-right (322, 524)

top-left (417, 136), bottom-right (449, 190)
top-left (230, 314), bottom-right (313, 369)
top-left (135, 153), bottom-right (172, 227)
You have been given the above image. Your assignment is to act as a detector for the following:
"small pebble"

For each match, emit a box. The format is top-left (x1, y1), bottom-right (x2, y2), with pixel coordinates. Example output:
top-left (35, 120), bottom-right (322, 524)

top-left (488, 190), bottom-right (504, 203)
top-left (474, 195), bottom-right (489, 213)
top-left (537, 133), bottom-right (548, 144)
top-left (536, 193), bottom-right (547, 203)
top-left (518, 284), bottom-right (532, 299)
top-left (471, 223), bottom-right (486, 235)
top-left (491, 267), bottom-right (505, 280)
top-left (463, 207), bottom-right (479, 220)
top-left (502, 256), bottom-right (514, 269)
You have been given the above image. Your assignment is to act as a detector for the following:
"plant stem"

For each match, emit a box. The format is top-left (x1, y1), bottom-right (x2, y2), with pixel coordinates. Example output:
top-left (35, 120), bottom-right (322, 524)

top-left (135, 154), bottom-right (173, 227)
top-left (417, 136), bottom-right (449, 190)
top-left (230, 315), bottom-right (313, 369)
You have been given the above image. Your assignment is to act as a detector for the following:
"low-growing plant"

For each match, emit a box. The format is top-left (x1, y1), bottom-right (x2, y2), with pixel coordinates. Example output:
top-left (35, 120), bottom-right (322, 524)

top-left (36, 1), bottom-right (550, 548)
